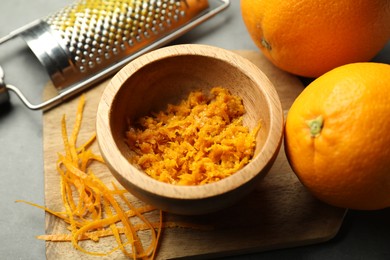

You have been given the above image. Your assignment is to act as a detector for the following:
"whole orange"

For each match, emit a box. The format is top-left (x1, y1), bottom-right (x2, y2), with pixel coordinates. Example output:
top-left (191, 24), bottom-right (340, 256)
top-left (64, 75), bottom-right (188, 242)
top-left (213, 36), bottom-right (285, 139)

top-left (284, 62), bottom-right (390, 210)
top-left (240, 0), bottom-right (390, 78)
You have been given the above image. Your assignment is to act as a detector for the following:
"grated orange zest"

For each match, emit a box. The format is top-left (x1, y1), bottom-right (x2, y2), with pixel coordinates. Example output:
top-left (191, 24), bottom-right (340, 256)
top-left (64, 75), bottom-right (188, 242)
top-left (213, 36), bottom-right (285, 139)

top-left (18, 95), bottom-right (164, 259)
top-left (126, 87), bottom-right (260, 185)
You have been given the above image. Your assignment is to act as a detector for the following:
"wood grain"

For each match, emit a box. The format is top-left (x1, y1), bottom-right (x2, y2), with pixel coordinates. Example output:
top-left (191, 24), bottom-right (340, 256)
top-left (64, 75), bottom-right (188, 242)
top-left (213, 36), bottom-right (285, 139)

top-left (43, 50), bottom-right (346, 259)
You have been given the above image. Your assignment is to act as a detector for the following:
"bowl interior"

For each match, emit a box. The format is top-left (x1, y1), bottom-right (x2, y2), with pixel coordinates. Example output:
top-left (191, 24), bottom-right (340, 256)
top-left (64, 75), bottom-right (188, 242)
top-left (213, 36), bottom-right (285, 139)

top-left (110, 54), bottom-right (271, 162)
top-left (97, 45), bottom-right (284, 214)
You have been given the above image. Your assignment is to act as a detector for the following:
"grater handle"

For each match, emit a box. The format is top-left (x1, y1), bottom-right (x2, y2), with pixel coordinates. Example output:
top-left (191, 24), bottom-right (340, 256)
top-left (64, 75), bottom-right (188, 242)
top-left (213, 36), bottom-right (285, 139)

top-left (0, 65), bottom-right (63, 110)
top-left (0, 19), bottom-right (42, 45)
top-left (4, 84), bottom-right (64, 110)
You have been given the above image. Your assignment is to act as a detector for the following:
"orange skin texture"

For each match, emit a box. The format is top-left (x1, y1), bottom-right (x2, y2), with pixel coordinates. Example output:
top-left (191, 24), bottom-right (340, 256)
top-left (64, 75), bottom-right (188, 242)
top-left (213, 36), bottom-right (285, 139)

top-left (240, 0), bottom-right (390, 77)
top-left (284, 63), bottom-right (390, 210)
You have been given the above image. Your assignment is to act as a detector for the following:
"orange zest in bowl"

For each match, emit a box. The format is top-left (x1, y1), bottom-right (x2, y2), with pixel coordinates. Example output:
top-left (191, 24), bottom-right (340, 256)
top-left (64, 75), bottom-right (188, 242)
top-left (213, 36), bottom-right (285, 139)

top-left (126, 87), bottom-right (260, 185)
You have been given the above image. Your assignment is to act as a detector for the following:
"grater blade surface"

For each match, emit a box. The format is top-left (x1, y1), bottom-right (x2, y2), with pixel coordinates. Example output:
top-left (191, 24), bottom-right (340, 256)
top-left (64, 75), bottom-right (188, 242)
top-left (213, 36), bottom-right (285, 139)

top-left (23, 0), bottom-right (209, 90)
top-left (0, 0), bottom-right (230, 110)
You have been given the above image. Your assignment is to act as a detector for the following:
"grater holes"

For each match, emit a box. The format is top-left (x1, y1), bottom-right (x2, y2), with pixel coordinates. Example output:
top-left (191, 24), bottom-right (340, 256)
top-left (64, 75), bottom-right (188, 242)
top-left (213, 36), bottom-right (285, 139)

top-left (97, 48), bottom-right (103, 56)
top-left (90, 47), bottom-right (96, 55)
top-left (46, 0), bottom-right (190, 73)
top-left (88, 60), bottom-right (95, 68)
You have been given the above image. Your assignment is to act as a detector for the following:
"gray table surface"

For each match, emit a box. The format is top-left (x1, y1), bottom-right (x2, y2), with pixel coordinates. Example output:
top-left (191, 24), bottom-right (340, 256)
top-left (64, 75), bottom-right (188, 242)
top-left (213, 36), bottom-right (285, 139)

top-left (1, 0), bottom-right (390, 259)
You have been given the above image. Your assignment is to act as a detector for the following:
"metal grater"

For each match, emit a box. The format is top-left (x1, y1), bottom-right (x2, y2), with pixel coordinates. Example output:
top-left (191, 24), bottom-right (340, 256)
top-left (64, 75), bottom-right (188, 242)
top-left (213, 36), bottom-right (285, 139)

top-left (0, 0), bottom-right (229, 110)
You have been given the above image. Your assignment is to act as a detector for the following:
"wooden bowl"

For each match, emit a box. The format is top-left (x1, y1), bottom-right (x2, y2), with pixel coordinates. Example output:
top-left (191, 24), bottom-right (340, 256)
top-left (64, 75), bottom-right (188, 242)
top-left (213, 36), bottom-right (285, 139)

top-left (96, 44), bottom-right (283, 215)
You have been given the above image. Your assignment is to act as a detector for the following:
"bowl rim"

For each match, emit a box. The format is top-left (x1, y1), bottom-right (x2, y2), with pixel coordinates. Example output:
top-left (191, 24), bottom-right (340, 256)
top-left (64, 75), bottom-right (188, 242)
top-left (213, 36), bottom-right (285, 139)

top-left (96, 44), bottom-right (283, 200)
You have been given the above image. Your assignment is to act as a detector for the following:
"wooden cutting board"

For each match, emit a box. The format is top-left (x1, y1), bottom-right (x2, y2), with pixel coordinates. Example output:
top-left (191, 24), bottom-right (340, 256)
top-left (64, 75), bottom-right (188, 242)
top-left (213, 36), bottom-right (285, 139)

top-left (42, 50), bottom-right (346, 259)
